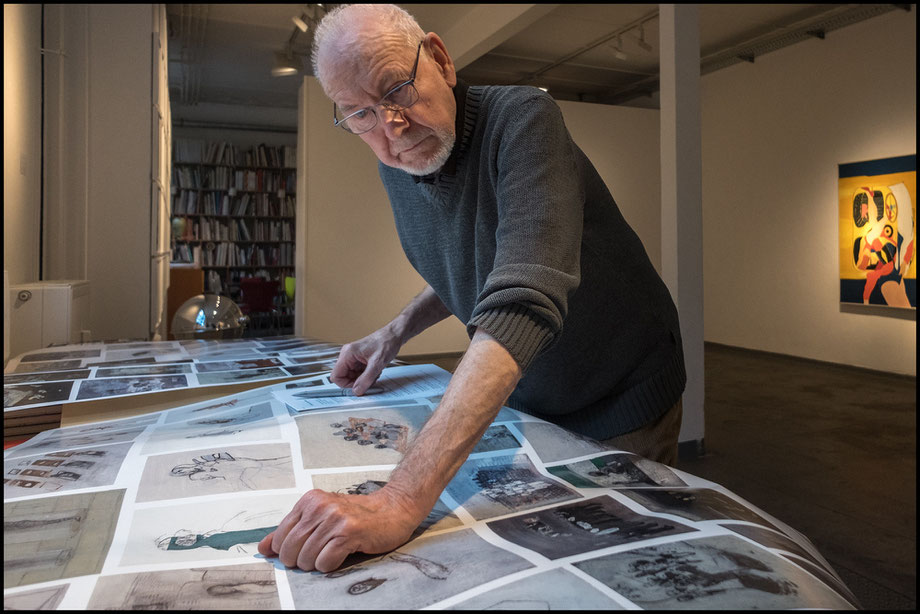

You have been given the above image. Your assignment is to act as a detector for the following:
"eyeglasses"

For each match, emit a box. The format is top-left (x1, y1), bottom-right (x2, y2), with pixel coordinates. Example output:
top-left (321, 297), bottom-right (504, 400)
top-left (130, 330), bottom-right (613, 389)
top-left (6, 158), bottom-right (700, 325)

top-left (333, 41), bottom-right (422, 135)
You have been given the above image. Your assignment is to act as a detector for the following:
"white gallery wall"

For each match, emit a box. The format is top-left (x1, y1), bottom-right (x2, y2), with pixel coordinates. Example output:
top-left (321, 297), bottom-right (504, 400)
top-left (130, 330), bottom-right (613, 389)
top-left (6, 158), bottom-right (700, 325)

top-left (700, 9), bottom-right (916, 376)
top-left (3, 4), bottom-right (42, 287)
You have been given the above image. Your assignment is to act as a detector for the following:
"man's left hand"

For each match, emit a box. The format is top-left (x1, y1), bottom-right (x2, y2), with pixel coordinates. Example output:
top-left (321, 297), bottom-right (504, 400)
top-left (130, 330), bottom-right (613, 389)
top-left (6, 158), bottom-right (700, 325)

top-left (257, 487), bottom-right (422, 572)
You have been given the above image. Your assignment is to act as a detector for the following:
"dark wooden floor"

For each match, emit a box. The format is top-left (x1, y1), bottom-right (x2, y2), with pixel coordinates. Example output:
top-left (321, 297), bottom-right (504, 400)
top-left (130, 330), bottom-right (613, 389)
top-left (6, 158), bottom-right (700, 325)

top-left (403, 343), bottom-right (917, 610)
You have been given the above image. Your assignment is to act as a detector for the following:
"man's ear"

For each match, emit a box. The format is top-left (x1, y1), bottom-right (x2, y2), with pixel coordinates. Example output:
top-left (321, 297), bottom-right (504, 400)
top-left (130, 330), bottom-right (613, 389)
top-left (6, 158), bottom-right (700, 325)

top-left (424, 32), bottom-right (457, 88)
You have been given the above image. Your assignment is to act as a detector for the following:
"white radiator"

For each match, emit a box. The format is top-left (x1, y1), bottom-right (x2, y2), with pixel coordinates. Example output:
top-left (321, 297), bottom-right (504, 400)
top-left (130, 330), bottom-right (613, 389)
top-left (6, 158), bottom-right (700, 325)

top-left (8, 280), bottom-right (90, 359)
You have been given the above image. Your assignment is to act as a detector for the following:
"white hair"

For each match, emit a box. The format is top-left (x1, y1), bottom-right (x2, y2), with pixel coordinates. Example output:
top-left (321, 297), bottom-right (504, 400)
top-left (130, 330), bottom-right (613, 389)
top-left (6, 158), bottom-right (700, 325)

top-left (312, 4), bottom-right (425, 90)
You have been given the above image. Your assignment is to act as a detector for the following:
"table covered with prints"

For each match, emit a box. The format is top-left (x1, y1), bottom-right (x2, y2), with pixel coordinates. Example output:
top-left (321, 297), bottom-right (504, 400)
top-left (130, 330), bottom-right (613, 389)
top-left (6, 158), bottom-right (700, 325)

top-left (3, 338), bottom-right (858, 609)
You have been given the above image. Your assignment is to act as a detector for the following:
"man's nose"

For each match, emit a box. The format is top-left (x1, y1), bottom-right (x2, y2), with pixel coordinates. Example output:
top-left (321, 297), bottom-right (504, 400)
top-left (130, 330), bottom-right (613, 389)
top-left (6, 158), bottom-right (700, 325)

top-left (379, 107), bottom-right (408, 138)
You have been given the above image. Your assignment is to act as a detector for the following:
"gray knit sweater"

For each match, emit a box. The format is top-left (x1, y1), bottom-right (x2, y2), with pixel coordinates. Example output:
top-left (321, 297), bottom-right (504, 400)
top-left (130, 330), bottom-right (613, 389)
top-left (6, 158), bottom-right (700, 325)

top-left (378, 83), bottom-right (686, 439)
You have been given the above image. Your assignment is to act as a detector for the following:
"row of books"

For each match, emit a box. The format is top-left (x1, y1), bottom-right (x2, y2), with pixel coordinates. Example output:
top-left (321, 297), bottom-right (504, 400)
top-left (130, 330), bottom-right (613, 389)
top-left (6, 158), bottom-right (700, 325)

top-left (174, 139), bottom-right (296, 168)
top-left (172, 242), bottom-right (295, 267)
top-left (175, 219), bottom-right (293, 243)
top-left (172, 166), bottom-right (296, 193)
top-left (172, 191), bottom-right (295, 217)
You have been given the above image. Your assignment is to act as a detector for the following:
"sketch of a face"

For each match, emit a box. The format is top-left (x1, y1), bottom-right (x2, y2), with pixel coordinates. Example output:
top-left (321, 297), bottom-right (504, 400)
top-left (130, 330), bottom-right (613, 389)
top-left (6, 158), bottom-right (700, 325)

top-left (169, 451), bottom-right (290, 490)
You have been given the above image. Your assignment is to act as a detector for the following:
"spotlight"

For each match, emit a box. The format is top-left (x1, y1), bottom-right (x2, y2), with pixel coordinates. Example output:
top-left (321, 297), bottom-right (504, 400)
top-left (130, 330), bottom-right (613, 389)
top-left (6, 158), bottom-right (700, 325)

top-left (637, 24), bottom-right (653, 52)
top-left (271, 50), bottom-right (301, 77)
top-left (292, 14), bottom-right (308, 32)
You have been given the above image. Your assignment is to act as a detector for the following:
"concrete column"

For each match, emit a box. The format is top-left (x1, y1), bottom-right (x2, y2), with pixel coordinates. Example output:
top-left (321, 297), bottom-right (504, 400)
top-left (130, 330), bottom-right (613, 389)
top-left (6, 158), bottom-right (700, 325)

top-left (659, 4), bottom-right (704, 450)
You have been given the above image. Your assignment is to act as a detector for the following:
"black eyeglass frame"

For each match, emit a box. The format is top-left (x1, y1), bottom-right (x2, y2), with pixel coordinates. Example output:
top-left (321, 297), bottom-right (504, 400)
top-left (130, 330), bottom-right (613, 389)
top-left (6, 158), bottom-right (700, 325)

top-left (332, 41), bottom-right (424, 135)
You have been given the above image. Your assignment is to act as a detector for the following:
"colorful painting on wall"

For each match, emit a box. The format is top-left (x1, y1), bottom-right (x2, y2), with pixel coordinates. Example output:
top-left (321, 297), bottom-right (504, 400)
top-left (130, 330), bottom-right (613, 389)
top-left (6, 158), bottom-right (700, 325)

top-left (839, 154), bottom-right (916, 308)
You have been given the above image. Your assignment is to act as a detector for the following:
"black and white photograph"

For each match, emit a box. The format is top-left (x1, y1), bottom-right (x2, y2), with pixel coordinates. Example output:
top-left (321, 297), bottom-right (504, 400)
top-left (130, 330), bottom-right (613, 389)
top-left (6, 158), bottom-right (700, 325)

top-left (4, 489), bottom-right (124, 589)
top-left (470, 424), bottom-right (521, 454)
top-left (3, 443), bottom-right (133, 498)
top-left (12, 359), bottom-right (84, 374)
top-left (100, 348), bottom-right (184, 363)
top-left (547, 452), bottom-right (687, 488)
top-left (294, 404), bottom-right (432, 469)
top-left (83, 357), bottom-right (159, 368)
top-left (194, 357), bottom-right (285, 373)
top-left (94, 364), bottom-right (193, 378)
top-left (87, 563), bottom-right (280, 609)
top-left (136, 443), bottom-right (296, 502)
top-left (19, 349), bottom-right (101, 363)
top-left (75, 375), bottom-right (188, 401)
top-left (3, 369), bottom-right (92, 385)
top-left (511, 421), bottom-right (609, 463)
top-left (448, 567), bottom-right (617, 610)
top-left (722, 522), bottom-right (828, 571)
top-left (285, 528), bottom-right (534, 610)
top-left (572, 534), bottom-right (855, 609)
top-left (4, 381), bottom-right (74, 409)
top-left (618, 487), bottom-right (780, 529)
top-left (281, 360), bottom-right (337, 377)
top-left (445, 453), bottom-right (581, 521)
top-left (487, 495), bottom-right (697, 560)
top-left (195, 367), bottom-right (289, 386)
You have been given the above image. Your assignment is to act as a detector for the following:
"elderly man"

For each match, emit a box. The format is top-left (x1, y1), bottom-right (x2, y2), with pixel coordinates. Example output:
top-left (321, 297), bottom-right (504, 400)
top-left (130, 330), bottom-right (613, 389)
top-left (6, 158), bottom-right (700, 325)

top-left (259, 4), bottom-right (685, 573)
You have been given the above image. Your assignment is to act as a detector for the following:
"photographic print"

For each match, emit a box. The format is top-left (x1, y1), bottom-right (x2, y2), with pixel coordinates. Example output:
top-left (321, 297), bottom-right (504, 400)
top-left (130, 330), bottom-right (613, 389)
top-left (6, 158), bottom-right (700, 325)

top-left (839, 154), bottom-right (916, 308)
top-left (294, 404), bottom-right (432, 469)
top-left (722, 522), bottom-right (826, 571)
top-left (282, 361), bottom-right (337, 377)
top-left (470, 424), bottom-right (521, 454)
top-left (311, 470), bottom-right (463, 535)
top-left (618, 488), bottom-right (780, 530)
top-left (547, 453), bottom-right (686, 488)
top-left (445, 453), bottom-right (581, 521)
top-left (6, 426), bottom-right (150, 459)
top-left (4, 443), bottom-right (133, 498)
top-left (12, 359), bottom-right (83, 373)
top-left (4, 489), bottom-right (124, 588)
top-left (136, 443), bottom-right (295, 502)
top-left (4, 382), bottom-right (73, 409)
top-left (487, 495), bottom-right (697, 560)
top-left (194, 358), bottom-right (285, 373)
top-left (141, 402), bottom-right (279, 455)
top-left (87, 563), bottom-right (280, 609)
top-left (4, 370), bottom-right (91, 385)
top-left (510, 421), bottom-right (609, 463)
top-left (572, 534), bottom-right (855, 610)
top-left (448, 567), bottom-right (617, 610)
top-left (778, 553), bottom-right (861, 608)
top-left (120, 492), bottom-right (300, 566)
top-left (100, 348), bottom-right (184, 363)
top-left (1, 584), bottom-right (69, 610)
top-left (19, 349), bottom-right (101, 363)
top-left (84, 357), bottom-right (159, 368)
top-left (285, 528), bottom-right (534, 610)
top-left (195, 367), bottom-right (289, 386)
top-left (94, 364), bottom-right (193, 378)
top-left (76, 375), bottom-right (188, 401)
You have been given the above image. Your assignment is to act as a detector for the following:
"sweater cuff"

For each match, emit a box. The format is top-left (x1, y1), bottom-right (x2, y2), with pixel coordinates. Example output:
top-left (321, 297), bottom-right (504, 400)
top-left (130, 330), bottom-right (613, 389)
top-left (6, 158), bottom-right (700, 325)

top-left (468, 304), bottom-right (555, 372)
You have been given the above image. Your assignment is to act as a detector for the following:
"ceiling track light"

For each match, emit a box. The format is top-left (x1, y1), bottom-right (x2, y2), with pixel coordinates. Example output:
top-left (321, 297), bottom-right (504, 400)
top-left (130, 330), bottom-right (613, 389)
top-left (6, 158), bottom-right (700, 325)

top-left (292, 14), bottom-right (308, 32)
top-left (271, 48), bottom-right (301, 77)
top-left (637, 24), bottom-right (653, 52)
top-left (611, 35), bottom-right (627, 60)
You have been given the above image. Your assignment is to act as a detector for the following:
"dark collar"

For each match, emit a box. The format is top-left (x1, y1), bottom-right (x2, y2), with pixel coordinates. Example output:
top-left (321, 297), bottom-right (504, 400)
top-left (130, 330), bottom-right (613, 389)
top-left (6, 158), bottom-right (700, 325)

top-left (413, 80), bottom-right (469, 184)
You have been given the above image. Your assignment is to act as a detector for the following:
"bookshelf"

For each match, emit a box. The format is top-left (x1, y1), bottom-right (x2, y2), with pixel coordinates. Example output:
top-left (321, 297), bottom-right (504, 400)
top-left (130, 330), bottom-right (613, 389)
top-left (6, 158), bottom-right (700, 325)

top-left (170, 140), bottom-right (296, 326)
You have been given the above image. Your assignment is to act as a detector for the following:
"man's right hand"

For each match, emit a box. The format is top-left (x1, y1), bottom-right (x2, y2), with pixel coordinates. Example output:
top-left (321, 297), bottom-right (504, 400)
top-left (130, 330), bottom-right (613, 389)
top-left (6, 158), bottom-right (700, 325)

top-left (330, 326), bottom-right (402, 395)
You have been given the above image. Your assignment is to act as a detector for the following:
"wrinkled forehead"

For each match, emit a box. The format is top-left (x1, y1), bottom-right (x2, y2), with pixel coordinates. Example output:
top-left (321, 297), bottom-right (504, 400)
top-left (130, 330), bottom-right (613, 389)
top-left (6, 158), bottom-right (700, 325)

top-left (318, 29), bottom-right (419, 103)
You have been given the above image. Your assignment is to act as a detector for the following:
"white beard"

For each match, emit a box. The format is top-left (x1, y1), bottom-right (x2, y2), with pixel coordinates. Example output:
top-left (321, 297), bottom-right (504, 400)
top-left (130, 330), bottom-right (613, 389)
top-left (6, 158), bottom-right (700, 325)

top-left (397, 128), bottom-right (456, 176)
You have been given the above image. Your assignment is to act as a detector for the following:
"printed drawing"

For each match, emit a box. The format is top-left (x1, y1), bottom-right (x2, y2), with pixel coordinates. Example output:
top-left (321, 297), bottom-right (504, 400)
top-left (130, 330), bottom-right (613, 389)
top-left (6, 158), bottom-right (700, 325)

top-left (619, 488), bottom-right (780, 530)
top-left (721, 523), bottom-right (830, 578)
top-left (141, 402), bottom-right (279, 455)
top-left (3, 369), bottom-right (92, 385)
top-left (163, 398), bottom-right (241, 424)
top-left (194, 357), bottom-right (285, 373)
top-left (448, 567), bottom-right (615, 610)
top-left (470, 424), bottom-right (521, 454)
top-left (13, 359), bottom-right (83, 373)
top-left (282, 360), bottom-right (338, 377)
top-left (285, 528), bottom-right (533, 610)
top-left (75, 375), bottom-right (188, 401)
top-left (311, 470), bottom-right (463, 535)
top-left (195, 367), bottom-right (289, 386)
top-left (777, 553), bottom-right (861, 608)
top-left (547, 452), bottom-right (686, 488)
top-left (94, 364), bottom-right (192, 378)
top-left (511, 421), bottom-right (609, 463)
top-left (87, 563), bottom-right (280, 609)
top-left (4, 381), bottom-right (74, 409)
top-left (5, 427), bottom-right (150, 460)
top-left (0, 583), bottom-right (69, 610)
top-left (4, 489), bottom-right (124, 589)
top-left (4, 443), bottom-right (133, 498)
top-left (120, 493), bottom-right (300, 566)
top-left (19, 349), bottom-right (101, 363)
top-left (445, 453), bottom-right (581, 521)
top-left (295, 405), bottom-right (432, 470)
top-left (572, 534), bottom-right (855, 610)
top-left (136, 443), bottom-right (295, 502)
top-left (487, 495), bottom-right (697, 561)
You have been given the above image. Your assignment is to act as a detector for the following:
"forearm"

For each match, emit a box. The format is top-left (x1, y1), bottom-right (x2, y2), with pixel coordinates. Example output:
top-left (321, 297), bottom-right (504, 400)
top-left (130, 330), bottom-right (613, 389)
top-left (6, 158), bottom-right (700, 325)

top-left (385, 285), bottom-right (452, 346)
top-left (383, 327), bottom-right (522, 523)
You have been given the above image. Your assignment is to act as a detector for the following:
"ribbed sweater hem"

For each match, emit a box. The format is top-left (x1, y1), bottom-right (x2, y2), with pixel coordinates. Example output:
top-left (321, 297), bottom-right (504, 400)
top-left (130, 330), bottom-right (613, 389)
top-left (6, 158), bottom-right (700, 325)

top-left (468, 304), bottom-right (554, 372)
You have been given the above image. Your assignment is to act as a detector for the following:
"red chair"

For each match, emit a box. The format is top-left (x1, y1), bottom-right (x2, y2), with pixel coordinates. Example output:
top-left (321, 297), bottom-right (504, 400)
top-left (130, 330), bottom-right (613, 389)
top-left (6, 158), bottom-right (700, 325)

top-left (238, 277), bottom-right (281, 336)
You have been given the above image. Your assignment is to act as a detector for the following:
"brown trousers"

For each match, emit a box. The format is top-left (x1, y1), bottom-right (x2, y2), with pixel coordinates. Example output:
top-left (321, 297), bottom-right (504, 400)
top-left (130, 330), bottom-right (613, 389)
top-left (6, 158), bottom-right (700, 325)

top-left (600, 399), bottom-right (683, 467)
